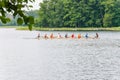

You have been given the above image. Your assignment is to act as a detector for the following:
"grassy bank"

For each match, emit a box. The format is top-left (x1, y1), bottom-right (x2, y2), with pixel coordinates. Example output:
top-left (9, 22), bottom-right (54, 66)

top-left (16, 26), bottom-right (120, 31)
top-left (0, 26), bottom-right (17, 28)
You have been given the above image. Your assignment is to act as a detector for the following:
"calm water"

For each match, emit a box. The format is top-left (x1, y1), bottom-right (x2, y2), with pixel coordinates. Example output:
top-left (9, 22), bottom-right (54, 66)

top-left (0, 28), bottom-right (120, 80)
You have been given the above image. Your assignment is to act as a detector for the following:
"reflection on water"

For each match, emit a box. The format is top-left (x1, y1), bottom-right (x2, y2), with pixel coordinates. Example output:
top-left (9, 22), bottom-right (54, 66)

top-left (0, 28), bottom-right (120, 80)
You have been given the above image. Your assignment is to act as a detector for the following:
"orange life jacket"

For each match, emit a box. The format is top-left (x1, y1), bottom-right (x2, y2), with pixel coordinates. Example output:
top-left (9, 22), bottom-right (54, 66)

top-left (78, 34), bottom-right (81, 39)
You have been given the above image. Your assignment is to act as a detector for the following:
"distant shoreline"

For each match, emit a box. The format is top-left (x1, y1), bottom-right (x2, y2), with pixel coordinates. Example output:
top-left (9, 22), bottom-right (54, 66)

top-left (0, 26), bottom-right (120, 31)
top-left (16, 27), bottom-right (120, 31)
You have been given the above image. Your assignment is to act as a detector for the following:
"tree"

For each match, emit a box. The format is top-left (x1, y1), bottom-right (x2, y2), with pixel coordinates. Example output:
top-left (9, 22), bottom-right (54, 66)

top-left (0, 0), bottom-right (35, 30)
top-left (37, 0), bottom-right (65, 27)
top-left (36, 0), bottom-right (120, 28)
top-left (102, 0), bottom-right (120, 27)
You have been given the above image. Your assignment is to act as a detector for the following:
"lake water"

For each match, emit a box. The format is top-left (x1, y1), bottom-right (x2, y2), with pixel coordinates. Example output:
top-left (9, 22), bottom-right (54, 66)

top-left (0, 28), bottom-right (120, 80)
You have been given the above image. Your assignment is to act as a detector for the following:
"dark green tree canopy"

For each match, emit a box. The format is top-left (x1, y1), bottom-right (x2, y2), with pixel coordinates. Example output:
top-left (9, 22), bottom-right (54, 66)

top-left (36, 0), bottom-right (120, 28)
top-left (0, 0), bottom-right (35, 30)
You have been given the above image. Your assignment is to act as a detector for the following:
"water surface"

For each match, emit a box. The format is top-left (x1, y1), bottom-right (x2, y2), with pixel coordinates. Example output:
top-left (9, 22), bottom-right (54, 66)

top-left (0, 28), bottom-right (120, 80)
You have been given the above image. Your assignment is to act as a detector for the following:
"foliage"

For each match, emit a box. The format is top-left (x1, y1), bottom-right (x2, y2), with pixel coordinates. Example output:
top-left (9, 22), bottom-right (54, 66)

top-left (36, 0), bottom-right (120, 27)
top-left (0, 0), bottom-right (35, 30)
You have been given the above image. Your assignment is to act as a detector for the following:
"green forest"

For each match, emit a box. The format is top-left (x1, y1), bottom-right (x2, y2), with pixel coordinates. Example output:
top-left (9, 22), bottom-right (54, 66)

top-left (35, 0), bottom-right (120, 28)
top-left (0, 0), bottom-right (120, 28)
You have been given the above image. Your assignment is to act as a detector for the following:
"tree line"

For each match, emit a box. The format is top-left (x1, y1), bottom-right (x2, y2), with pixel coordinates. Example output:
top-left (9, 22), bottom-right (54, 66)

top-left (0, 11), bottom-right (38, 26)
top-left (35, 0), bottom-right (120, 28)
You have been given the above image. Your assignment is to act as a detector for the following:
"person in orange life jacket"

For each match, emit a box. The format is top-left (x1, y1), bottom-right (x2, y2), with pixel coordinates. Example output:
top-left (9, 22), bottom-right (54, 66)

top-left (78, 34), bottom-right (81, 39)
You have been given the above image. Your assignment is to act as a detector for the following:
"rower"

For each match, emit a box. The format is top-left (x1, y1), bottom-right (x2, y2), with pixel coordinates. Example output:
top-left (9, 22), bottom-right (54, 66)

top-left (37, 33), bottom-right (40, 39)
top-left (65, 33), bottom-right (68, 38)
top-left (85, 33), bottom-right (88, 39)
top-left (71, 34), bottom-right (75, 38)
top-left (44, 34), bottom-right (49, 39)
top-left (50, 33), bottom-right (54, 39)
top-left (57, 33), bottom-right (62, 39)
top-left (78, 34), bottom-right (81, 39)
top-left (95, 33), bottom-right (99, 39)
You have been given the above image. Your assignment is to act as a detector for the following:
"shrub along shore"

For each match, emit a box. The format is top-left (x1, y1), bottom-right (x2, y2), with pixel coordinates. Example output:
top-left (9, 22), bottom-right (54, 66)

top-left (16, 27), bottom-right (120, 31)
